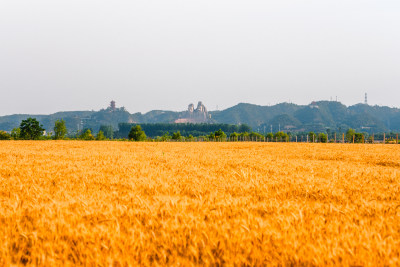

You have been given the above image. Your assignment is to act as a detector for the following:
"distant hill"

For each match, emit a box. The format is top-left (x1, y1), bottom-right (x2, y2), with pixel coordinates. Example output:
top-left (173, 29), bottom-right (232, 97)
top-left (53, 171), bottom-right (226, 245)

top-left (210, 101), bottom-right (400, 133)
top-left (210, 102), bottom-right (301, 127)
top-left (0, 111), bottom-right (95, 134)
top-left (1, 101), bottom-right (400, 134)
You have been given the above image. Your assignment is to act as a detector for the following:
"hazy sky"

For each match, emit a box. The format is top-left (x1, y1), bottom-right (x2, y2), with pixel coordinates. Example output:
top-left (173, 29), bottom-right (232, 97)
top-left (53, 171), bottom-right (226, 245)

top-left (0, 0), bottom-right (399, 115)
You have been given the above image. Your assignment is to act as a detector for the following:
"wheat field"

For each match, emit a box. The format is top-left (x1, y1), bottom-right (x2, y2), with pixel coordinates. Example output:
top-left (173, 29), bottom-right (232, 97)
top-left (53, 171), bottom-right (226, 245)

top-left (0, 141), bottom-right (399, 266)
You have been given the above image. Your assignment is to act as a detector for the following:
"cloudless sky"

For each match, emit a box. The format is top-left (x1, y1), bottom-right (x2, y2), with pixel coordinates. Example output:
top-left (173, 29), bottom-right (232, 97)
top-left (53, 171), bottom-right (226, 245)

top-left (0, 0), bottom-right (399, 115)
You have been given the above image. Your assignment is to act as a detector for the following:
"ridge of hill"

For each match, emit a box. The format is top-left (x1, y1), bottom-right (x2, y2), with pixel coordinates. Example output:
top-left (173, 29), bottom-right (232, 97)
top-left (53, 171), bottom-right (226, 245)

top-left (1, 101), bottom-right (399, 133)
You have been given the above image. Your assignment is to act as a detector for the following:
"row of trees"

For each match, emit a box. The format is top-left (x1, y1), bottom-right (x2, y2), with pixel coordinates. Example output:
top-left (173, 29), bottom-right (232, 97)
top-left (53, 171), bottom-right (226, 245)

top-left (126, 126), bottom-right (331, 143)
top-left (127, 125), bottom-right (278, 142)
top-left (126, 126), bottom-right (397, 143)
top-left (0, 118), bottom-right (108, 140)
top-left (117, 123), bottom-right (252, 139)
top-left (0, 118), bottom-right (46, 140)
top-left (0, 118), bottom-right (397, 144)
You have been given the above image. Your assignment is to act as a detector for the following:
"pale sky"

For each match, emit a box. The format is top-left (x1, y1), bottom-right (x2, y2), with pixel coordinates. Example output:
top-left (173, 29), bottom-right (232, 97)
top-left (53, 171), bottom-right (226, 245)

top-left (0, 0), bottom-right (399, 115)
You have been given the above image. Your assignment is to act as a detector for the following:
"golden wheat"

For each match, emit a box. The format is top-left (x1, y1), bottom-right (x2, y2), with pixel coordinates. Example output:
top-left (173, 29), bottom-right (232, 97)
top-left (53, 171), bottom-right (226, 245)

top-left (0, 141), bottom-right (399, 266)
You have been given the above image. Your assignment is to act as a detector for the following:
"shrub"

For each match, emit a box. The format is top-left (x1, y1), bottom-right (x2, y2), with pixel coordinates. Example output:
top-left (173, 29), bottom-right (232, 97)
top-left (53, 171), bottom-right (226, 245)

top-left (308, 132), bottom-right (317, 143)
top-left (214, 129), bottom-right (227, 141)
top-left (0, 131), bottom-right (11, 140)
top-left (96, 131), bottom-right (106, 140)
top-left (128, 125), bottom-right (146, 141)
top-left (80, 129), bottom-right (95, 140)
top-left (11, 128), bottom-right (20, 140)
top-left (318, 133), bottom-right (328, 143)
top-left (171, 131), bottom-right (183, 140)
top-left (229, 132), bottom-right (239, 141)
top-left (274, 132), bottom-right (289, 142)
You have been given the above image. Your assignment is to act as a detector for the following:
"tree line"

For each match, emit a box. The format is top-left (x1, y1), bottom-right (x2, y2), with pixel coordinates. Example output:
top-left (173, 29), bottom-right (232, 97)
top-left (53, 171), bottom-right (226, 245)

top-left (115, 123), bottom-right (252, 138)
top-left (0, 117), bottom-right (398, 143)
top-left (0, 118), bottom-right (108, 141)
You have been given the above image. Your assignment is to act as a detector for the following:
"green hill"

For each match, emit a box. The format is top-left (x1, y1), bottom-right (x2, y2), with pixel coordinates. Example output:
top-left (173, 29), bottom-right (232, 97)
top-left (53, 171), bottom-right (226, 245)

top-left (1, 101), bottom-right (400, 134)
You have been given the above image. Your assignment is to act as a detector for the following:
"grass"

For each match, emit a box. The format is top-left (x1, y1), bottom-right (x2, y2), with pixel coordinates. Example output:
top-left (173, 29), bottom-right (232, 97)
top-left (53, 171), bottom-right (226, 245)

top-left (0, 141), bottom-right (399, 265)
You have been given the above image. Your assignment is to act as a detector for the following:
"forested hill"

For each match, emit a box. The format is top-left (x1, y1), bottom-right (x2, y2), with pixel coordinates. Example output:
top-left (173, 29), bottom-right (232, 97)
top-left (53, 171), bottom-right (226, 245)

top-left (210, 101), bottom-right (400, 133)
top-left (1, 101), bottom-right (400, 133)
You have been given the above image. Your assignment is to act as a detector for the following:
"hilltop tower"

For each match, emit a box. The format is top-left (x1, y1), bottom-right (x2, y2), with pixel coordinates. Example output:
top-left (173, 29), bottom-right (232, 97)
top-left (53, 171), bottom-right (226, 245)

top-left (364, 93), bottom-right (368, 105)
top-left (110, 100), bottom-right (116, 111)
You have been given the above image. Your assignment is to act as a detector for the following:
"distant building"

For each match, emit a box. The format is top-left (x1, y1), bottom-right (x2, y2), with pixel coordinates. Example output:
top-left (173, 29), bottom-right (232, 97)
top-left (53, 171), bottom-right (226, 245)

top-left (284, 125), bottom-right (296, 130)
top-left (175, 101), bottom-right (211, 123)
top-left (188, 103), bottom-right (194, 113)
top-left (196, 101), bottom-right (206, 113)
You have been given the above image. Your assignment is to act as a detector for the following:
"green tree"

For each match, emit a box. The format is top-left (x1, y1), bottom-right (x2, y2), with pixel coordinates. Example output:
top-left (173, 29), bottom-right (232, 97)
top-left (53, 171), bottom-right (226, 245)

top-left (20, 118), bottom-right (45, 140)
top-left (274, 131), bottom-right (289, 142)
top-left (159, 132), bottom-right (171, 141)
top-left (207, 132), bottom-right (215, 140)
top-left (354, 133), bottom-right (364, 143)
top-left (229, 132), bottom-right (239, 141)
top-left (96, 130), bottom-right (106, 140)
top-left (99, 125), bottom-right (113, 139)
top-left (185, 134), bottom-right (195, 141)
top-left (344, 129), bottom-right (364, 143)
top-left (308, 132), bottom-right (317, 143)
top-left (0, 130), bottom-right (11, 140)
top-left (249, 132), bottom-right (263, 141)
top-left (80, 129), bottom-right (95, 140)
top-left (11, 128), bottom-right (21, 140)
top-left (128, 125), bottom-right (146, 141)
top-left (346, 129), bottom-right (356, 143)
top-left (44, 131), bottom-right (53, 140)
top-left (317, 133), bottom-right (327, 143)
top-left (239, 132), bottom-right (250, 141)
top-left (265, 133), bottom-right (274, 140)
top-left (54, 119), bottom-right (67, 140)
top-left (171, 131), bottom-right (182, 140)
top-left (214, 129), bottom-right (227, 140)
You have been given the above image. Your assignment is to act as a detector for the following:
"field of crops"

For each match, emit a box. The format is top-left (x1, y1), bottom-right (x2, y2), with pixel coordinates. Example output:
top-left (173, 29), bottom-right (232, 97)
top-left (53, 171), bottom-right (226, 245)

top-left (0, 141), bottom-right (399, 265)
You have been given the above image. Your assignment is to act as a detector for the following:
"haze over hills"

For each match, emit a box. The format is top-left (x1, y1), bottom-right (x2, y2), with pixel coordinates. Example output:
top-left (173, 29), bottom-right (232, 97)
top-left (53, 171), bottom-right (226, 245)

top-left (1, 100), bottom-right (399, 134)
